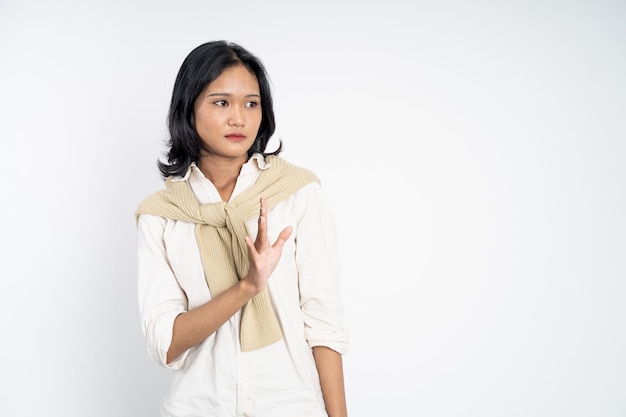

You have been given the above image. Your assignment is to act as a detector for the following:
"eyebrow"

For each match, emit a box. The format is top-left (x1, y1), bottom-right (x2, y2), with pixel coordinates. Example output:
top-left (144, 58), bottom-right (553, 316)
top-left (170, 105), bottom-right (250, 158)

top-left (206, 92), bottom-right (261, 98)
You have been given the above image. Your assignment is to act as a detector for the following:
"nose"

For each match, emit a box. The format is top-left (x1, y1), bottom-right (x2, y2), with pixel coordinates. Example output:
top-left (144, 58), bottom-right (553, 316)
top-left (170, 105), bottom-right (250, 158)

top-left (228, 106), bottom-right (244, 127)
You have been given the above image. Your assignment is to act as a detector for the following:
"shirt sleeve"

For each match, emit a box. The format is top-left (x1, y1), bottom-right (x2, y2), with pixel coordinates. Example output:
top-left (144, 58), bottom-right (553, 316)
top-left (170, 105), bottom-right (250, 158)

top-left (137, 214), bottom-right (190, 369)
top-left (294, 183), bottom-right (350, 354)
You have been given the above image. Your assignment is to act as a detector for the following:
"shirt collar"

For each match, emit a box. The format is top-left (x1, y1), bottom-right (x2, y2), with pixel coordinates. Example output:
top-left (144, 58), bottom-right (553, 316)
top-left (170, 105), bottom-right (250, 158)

top-left (171, 153), bottom-right (271, 183)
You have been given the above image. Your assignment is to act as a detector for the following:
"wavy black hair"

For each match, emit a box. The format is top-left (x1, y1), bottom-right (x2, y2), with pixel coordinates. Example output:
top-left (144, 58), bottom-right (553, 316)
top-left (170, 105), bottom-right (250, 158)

top-left (157, 40), bottom-right (282, 178)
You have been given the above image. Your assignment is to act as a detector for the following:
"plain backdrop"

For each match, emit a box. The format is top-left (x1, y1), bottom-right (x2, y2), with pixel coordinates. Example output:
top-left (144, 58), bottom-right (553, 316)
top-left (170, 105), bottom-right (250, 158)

top-left (1, 1), bottom-right (625, 416)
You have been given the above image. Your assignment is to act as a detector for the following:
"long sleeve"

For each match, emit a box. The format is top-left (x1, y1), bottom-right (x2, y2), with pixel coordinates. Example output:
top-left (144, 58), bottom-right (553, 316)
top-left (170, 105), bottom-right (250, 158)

top-left (294, 183), bottom-right (350, 354)
top-left (136, 214), bottom-right (190, 369)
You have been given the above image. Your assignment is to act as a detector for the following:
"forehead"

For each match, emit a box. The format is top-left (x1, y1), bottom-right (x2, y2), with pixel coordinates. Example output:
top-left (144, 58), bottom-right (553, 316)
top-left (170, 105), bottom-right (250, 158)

top-left (206, 65), bottom-right (260, 93)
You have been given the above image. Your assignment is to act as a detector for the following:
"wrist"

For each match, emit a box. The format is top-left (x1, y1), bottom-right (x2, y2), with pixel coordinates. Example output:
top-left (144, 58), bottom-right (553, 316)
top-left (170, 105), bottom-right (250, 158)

top-left (238, 277), bottom-right (261, 298)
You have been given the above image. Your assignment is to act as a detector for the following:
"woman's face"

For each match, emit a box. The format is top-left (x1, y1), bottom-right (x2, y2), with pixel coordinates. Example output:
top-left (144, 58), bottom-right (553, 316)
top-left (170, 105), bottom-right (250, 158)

top-left (193, 64), bottom-right (262, 161)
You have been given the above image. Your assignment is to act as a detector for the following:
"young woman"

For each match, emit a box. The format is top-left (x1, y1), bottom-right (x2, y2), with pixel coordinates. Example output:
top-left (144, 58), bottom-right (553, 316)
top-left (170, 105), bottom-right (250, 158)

top-left (135, 40), bottom-right (349, 417)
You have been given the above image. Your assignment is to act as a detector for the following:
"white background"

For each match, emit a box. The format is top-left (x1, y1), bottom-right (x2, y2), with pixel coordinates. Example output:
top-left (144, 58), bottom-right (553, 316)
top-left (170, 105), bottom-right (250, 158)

top-left (1, 1), bottom-right (625, 416)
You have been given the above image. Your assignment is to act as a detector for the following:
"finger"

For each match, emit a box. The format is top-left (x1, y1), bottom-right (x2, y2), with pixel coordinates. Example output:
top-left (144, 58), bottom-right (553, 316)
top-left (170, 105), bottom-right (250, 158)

top-left (271, 226), bottom-right (293, 250)
top-left (254, 197), bottom-right (268, 252)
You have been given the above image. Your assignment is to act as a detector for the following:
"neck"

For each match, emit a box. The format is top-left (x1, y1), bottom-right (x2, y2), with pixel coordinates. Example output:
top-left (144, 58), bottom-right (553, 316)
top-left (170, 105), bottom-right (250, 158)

top-left (198, 154), bottom-right (248, 202)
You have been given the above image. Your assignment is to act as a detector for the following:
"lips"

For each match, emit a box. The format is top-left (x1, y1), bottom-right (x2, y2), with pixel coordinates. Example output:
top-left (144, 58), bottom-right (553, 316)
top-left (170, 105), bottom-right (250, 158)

top-left (225, 133), bottom-right (246, 142)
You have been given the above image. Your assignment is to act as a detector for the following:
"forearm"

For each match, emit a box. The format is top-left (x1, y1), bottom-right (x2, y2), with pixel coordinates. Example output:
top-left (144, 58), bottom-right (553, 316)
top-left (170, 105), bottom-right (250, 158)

top-left (313, 346), bottom-right (347, 417)
top-left (166, 279), bottom-right (257, 363)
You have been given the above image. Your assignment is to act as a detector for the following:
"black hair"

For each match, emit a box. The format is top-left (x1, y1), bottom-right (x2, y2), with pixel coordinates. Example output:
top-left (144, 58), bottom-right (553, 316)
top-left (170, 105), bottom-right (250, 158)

top-left (157, 40), bottom-right (281, 178)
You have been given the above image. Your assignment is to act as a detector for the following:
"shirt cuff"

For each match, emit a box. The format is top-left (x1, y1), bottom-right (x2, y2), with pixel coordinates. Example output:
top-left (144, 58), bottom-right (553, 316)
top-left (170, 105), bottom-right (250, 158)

top-left (305, 327), bottom-right (350, 355)
top-left (143, 302), bottom-right (189, 369)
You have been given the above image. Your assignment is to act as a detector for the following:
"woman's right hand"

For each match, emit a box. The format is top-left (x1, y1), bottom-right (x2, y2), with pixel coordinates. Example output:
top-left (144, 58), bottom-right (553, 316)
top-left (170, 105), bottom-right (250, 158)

top-left (243, 198), bottom-right (292, 294)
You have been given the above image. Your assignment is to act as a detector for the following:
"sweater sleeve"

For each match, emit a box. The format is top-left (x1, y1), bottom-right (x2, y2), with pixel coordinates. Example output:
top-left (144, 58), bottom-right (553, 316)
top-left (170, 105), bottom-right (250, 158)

top-left (294, 183), bottom-right (350, 354)
top-left (137, 214), bottom-right (190, 369)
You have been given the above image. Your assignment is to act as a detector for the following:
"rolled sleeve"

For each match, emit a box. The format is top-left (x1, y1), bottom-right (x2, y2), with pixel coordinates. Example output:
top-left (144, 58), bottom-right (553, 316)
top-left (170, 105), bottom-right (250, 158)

top-left (137, 214), bottom-right (190, 369)
top-left (295, 183), bottom-right (350, 354)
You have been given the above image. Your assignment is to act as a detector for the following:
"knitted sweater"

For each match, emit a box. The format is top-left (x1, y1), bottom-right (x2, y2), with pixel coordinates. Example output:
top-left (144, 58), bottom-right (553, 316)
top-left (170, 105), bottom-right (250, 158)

top-left (135, 156), bottom-right (319, 351)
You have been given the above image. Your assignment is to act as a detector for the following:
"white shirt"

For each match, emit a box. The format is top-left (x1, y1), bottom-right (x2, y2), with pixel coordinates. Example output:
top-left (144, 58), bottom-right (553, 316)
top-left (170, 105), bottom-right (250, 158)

top-left (137, 154), bottom-right (349, 417)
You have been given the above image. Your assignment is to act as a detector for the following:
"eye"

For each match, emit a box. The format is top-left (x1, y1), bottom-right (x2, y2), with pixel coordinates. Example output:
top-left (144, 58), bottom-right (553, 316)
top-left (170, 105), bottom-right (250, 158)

top-left (213, 100), bottom-right (227, 107)
top-left (245, 101), bottom-right (259, 108)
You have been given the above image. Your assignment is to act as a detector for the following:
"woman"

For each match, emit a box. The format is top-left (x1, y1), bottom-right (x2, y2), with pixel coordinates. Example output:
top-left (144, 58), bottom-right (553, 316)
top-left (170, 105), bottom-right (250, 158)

top-left (136, 40), bottom-right (349, 417)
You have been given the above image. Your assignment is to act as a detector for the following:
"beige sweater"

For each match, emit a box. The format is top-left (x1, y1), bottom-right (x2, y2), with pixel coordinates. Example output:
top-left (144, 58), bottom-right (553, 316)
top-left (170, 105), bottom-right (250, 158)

top-left (135, 156), bottom-right (319, 351)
